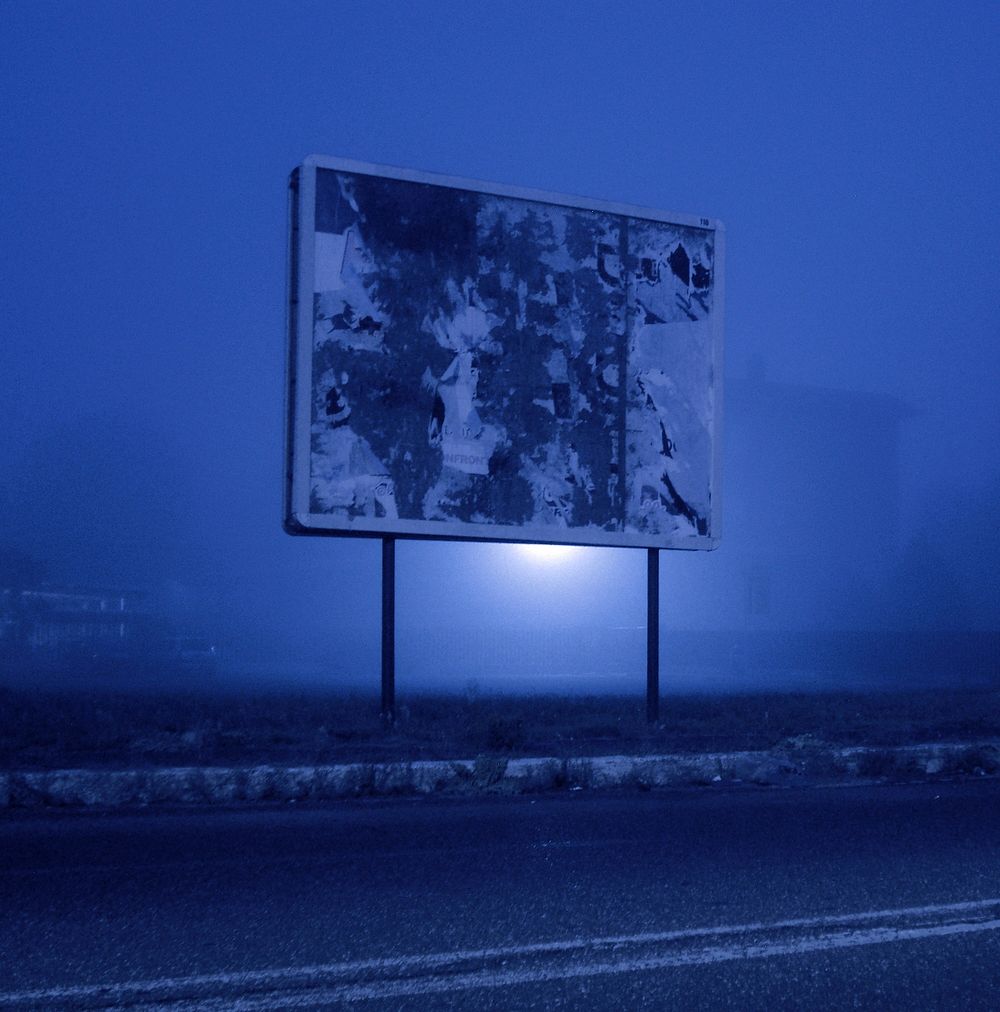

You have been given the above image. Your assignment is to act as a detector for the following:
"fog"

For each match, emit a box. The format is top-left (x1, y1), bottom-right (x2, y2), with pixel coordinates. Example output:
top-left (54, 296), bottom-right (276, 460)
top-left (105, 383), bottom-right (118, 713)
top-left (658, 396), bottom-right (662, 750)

top-left (2, 3), bottom-right (998, 697)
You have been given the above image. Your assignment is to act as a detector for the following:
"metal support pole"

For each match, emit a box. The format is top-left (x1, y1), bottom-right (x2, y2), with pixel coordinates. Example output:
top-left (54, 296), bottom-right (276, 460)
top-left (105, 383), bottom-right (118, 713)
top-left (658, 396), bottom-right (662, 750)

top-left (646, 547), bottom-right (660, 724)
top-left (381, 536), bottom-right (396, 726)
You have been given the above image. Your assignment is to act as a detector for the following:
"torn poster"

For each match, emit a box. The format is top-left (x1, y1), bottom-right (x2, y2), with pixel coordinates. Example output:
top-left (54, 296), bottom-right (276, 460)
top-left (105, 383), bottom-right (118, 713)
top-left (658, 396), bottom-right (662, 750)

top-left (288, 158), bottom-right (723, 550)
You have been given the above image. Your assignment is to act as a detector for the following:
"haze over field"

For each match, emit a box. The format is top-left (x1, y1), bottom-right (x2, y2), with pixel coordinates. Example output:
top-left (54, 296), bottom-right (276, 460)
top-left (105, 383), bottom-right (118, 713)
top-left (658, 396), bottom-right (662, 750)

top-left (2, 1), bottom-right (998, 694)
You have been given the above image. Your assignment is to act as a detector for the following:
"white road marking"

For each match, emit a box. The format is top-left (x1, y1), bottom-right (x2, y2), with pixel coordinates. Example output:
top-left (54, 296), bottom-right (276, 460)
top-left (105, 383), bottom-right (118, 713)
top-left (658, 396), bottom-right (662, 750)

top-left (3, 898), bottom-right (1000, 1009)
top-left (119, 918), bottom-right (1000, 1011)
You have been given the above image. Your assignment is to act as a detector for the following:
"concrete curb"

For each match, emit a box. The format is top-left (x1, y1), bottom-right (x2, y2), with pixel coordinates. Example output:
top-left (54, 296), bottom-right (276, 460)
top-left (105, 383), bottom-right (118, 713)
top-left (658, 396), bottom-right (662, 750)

top-left (2, 741), bottom-right (998, 809)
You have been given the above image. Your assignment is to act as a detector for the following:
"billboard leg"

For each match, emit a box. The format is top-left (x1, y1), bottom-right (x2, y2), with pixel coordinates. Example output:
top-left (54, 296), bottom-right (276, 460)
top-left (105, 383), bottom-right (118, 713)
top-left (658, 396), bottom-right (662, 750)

top-left (381, 536), bottom-right (396, 727)
top-left (647, 547), bottom-right (660, 724)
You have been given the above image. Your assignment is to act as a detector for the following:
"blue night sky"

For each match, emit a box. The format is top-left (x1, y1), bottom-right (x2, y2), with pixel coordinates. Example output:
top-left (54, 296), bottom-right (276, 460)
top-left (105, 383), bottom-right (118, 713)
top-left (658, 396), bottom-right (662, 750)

top-left (2, 1), bottom-right (998, 690)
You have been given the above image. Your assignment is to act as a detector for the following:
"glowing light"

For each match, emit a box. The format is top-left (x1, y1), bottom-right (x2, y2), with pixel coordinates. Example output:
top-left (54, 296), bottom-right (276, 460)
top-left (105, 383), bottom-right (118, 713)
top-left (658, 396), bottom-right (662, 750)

top-left (515, 544), bottom-right (583, 564)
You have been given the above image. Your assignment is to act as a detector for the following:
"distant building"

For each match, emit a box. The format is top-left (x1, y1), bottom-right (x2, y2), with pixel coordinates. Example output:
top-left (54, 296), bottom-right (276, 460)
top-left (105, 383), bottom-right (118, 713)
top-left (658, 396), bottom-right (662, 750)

top-left (684, 368), bottom-right (913, 631)
top-left (0, 584), bottom-right (223, 678)
top-left (0, 586), bottom-right (139, 662)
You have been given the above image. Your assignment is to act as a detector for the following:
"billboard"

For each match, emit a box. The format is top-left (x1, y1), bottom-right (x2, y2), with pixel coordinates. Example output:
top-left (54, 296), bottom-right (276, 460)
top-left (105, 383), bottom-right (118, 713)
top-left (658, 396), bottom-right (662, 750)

top-left (286, 156), bottom-right (723, 550)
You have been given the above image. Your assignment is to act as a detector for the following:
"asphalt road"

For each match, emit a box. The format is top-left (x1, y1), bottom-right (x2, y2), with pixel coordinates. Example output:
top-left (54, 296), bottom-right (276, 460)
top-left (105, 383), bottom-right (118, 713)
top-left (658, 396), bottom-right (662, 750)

top-left (1, 781), bottom-right (999, 1009)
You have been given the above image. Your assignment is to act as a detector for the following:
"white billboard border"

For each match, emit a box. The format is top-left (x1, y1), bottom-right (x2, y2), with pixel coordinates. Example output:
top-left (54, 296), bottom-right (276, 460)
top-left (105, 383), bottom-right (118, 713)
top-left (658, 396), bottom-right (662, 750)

top-left (286, 154), bottom-right (724, 552)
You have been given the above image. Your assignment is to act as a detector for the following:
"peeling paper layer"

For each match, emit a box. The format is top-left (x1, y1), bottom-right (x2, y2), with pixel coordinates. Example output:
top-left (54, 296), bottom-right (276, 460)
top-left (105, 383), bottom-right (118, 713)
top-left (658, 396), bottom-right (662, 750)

top-left (306, 168), bottom-right (717, 542)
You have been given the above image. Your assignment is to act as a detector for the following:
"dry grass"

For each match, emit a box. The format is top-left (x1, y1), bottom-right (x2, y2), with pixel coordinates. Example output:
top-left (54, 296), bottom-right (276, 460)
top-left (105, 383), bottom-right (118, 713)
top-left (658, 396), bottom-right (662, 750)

top-left (1, 684), bottom-right (999, 771)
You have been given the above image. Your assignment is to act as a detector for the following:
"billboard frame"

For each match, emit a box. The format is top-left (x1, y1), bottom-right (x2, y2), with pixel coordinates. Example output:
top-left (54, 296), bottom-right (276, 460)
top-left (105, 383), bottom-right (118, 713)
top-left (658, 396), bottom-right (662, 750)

top-left (286, 154), bottom-right (725, 552)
